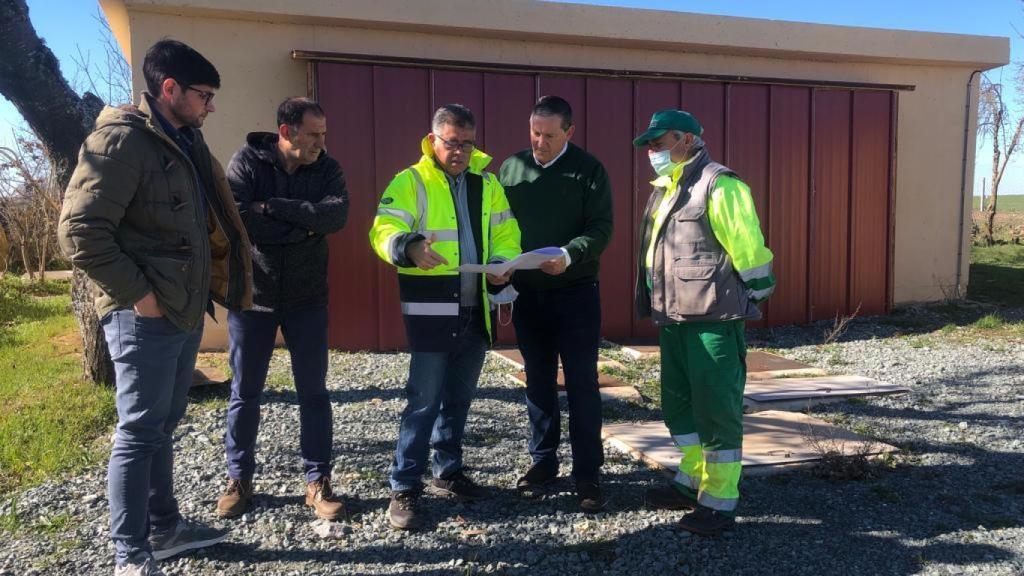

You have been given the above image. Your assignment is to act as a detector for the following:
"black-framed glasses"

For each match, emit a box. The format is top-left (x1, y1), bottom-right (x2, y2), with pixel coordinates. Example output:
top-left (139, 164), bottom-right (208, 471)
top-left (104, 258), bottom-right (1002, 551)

top-left (183, 84), bottom-right (216, 105)
top-left (434, 133), bottom-right (474, 152)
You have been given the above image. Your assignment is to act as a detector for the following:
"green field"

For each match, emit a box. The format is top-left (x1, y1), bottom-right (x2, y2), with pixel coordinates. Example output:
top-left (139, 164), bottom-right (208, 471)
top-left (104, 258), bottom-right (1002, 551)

top-left (973, 194), bottom-right (1024, 212)
top-left (0, 277), bottom-right (115, 496)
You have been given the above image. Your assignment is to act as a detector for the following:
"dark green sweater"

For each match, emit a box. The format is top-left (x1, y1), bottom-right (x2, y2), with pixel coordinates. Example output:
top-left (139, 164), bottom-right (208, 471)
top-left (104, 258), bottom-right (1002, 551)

top-left (499, 143), bottom-right (613, 292)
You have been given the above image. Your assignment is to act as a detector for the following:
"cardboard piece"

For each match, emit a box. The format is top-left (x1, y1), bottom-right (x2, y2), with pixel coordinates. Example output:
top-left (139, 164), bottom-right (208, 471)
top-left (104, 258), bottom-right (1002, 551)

top-left (620, 345), bottom-right (660, 360)
top-left (602, 411), bottom-right (896, 476)
top-left (743, 375), bottom-right (909, 412)
top-left (192, 366), bottom-right (228, 387)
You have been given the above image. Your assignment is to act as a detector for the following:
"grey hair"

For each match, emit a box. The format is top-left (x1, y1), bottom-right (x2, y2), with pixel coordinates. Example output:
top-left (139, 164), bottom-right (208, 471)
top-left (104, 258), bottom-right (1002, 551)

top-left (432, 103), bottom-right (475, 132)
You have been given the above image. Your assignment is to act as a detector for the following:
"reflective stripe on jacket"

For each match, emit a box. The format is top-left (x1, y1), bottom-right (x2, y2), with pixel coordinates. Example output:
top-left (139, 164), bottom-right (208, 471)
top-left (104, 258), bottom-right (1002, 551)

top-left (369, 136), bottom-right (521, 351)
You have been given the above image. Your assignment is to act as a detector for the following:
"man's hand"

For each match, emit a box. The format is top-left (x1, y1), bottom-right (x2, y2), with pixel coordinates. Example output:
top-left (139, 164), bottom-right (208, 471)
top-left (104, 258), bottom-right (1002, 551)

top-left (134, 291), bottom-right (164, 318)
top-left (407, 233), bottom-right (449, 270)
top-left (250, 201), bottom-right (267, 215)
top-left (486, 270), bottom-right (513, 286)
top-left (539, 255), bottom-right (568, 276)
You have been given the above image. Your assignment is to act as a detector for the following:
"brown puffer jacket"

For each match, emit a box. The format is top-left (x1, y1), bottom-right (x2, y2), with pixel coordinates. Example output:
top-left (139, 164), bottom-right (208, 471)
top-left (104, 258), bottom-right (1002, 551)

top-left (58, 94), bottom-right (252, 332)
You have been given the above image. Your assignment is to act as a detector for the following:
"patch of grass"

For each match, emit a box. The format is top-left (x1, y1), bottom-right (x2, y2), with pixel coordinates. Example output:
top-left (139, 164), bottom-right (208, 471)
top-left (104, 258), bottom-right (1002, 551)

top-left (969, 244), bottom-right (1024, 307)
top-left (0, 275), bottom-right (115, 495)
top-left (907, 336), bottom-right (934, 349)
top-left (34, 512), bottom-right (74, 535)
top-left (940, 323), bottom-right (957, 335)
top-left (0, 498), bottom-right (22, 533)
top-left (972, 314), bottom-right (1004, 330)
top-left (265, 370), bottom-right (294, 392)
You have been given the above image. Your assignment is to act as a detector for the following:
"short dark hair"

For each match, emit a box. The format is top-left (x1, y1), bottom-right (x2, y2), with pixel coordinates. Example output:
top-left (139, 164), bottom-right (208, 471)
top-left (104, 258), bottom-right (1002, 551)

top-left (532, 95), bottom-right (573, 131)
top-left (277, 97), bottom-right (325, 129)
top-left (432, 104), bottom-right (475, 132)
top-left (143, 39), bottom-right (220, 96)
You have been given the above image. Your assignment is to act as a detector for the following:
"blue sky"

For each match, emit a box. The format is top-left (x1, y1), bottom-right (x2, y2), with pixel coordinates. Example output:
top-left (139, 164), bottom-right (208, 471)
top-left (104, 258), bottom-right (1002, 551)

top-left (2, 0), bottom-right (1022, 193)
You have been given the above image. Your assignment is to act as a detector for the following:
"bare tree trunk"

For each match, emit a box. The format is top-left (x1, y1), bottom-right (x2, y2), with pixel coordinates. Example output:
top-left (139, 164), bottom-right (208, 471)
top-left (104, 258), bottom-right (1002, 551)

top-left (71, 267), bottom-right (112, 382)
top-left (19, 243), bottom-right (31, 281)
top-left (0, 0), bottom-right (111, 383)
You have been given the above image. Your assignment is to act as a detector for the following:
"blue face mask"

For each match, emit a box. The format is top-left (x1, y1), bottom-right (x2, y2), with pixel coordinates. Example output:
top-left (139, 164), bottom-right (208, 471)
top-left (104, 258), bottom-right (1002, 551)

top-left (648, 136), bottom-right (684, 176)
top-left (648, 149), bottom-right (679, 177)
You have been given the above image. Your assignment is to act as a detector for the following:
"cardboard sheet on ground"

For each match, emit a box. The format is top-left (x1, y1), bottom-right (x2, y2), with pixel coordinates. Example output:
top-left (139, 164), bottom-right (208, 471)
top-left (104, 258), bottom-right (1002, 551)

top-left (744, 375), bottom-right (909, 403)
top-left (457, 247), bottom-right (563, 275)
top-left (602, 411), bottom-right (896, 476)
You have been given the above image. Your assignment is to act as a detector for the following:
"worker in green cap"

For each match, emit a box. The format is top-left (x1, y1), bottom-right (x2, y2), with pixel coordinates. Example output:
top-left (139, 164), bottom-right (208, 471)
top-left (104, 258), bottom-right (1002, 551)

top-left (633, 109), bottom-right (775, 536)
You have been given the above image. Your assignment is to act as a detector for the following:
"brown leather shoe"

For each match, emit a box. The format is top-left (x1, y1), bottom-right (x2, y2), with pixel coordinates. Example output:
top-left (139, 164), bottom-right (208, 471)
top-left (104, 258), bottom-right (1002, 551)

top-left (305, 476), bottom-right (346, 520)
top-left (216, 478), bottom-right (253, 518)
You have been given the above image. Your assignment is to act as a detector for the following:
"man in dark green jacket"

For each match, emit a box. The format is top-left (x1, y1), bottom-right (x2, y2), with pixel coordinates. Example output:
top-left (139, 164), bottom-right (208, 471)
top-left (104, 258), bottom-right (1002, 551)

top-left (499, 95), bottom-right (613, 512)
top-left (58, 40), bottom-right (252, 576)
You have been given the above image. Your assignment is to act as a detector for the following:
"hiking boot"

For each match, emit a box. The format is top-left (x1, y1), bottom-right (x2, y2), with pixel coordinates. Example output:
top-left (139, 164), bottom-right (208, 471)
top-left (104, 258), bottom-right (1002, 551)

top-left (305, 476), bottom-right (346, 521)
top-left (215, 477), bottom-right (254, 518)
top-left (426, 470), bottom-right (486, 500)
top-left (388, 490), bottom-right (422, 530)
top-left (150, 518), bottom-right (229, 561)
top-left (644, 485), bottom-right (698, 511)
top-left (114, 555), bottom-right (165, 576)
top-left (676, 505), bottom-right (736, 536)
top-left (575, 480), bottom-right (606, 513)
top-left (516, 463), bottom-right (558, 493)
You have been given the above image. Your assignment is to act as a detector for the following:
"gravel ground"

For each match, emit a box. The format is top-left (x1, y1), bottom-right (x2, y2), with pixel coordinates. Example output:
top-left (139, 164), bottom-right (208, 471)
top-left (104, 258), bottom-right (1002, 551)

top-left (1, 307), bottom-right (1022, 576)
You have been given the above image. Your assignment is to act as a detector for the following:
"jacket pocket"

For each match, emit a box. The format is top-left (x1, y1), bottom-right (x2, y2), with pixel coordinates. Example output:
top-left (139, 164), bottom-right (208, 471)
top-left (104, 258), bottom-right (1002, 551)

top-left (137, 250), bottom-right (193, 315)
top-left (668, 262), bottom-right (717, 316)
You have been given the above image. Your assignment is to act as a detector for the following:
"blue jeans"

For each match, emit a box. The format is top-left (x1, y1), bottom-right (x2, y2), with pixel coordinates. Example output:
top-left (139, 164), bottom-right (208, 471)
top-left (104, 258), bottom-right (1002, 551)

top-left (102, 309), bottom-right (203, 566)
top-left (513, 281), bottom-right (604, 482)
top-left (390, 308), bottom-right (488, 492)
top-left (225, 307), bottom-right (332, 483)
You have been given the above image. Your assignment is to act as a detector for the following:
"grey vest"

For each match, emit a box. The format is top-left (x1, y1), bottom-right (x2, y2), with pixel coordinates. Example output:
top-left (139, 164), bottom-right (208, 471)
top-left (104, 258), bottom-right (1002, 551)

top-left (635, 148), bottom-right (761, 325)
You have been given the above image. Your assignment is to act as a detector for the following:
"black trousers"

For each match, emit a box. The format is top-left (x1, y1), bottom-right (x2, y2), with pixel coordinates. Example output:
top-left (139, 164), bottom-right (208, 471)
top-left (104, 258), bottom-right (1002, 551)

top-left (512, 281), bottom-right (603, 482)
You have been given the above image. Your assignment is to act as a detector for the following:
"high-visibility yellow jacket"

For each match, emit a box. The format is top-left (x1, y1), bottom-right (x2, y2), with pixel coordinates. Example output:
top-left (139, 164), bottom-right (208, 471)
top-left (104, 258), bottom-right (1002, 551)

top-left (370, 136), bottom-right (521, 351)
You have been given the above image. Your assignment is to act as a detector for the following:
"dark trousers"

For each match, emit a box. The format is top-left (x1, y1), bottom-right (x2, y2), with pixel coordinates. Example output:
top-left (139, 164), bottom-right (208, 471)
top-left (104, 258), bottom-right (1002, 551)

top-left (225, 307), bottom-right (332, 483)
top-left (513, 281), bottom-right (604, 482)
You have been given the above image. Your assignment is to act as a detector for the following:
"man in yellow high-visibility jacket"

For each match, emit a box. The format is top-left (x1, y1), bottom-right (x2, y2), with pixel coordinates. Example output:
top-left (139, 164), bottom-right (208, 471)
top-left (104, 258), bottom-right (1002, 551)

top-left (370, 104), bottom-right (521, 531)
top-left (634, 109), bottom-right (775, 536)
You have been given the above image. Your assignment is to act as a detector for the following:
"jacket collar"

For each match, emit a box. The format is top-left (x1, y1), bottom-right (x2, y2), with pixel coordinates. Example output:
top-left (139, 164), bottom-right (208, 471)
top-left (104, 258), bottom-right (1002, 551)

top-left (417, 135), bottom-right (492, 176)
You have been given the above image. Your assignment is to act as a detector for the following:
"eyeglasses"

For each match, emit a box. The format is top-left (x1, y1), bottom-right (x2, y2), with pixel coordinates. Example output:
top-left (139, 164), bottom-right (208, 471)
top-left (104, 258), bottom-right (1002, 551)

top-left (433, 133), bottom-right (475, 152)
top-left (183, 85), bottom-right (216, 105)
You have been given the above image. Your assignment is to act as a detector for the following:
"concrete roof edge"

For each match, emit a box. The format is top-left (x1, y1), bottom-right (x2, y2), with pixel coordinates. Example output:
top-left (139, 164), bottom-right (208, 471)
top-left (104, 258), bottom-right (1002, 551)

top-left (118, 0), bottom-right (1011, 69)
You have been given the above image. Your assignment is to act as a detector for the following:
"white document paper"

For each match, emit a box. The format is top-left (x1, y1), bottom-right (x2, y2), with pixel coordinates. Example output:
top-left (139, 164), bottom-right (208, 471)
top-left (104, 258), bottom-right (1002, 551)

top-left (457, 246), bottom-right (564, 276)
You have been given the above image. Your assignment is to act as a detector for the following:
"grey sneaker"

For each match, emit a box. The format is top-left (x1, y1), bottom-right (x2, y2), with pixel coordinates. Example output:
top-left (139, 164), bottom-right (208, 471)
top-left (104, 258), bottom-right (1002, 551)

top-left (151, 518), bottom-right (229, 561)
top-left (114, 555), bottom-right (165, 576)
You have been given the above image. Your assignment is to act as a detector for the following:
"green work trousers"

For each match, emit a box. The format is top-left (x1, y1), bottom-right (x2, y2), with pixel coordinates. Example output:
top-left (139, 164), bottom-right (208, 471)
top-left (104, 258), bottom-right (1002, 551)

top-left (659, 320), bottom-right (746, 515)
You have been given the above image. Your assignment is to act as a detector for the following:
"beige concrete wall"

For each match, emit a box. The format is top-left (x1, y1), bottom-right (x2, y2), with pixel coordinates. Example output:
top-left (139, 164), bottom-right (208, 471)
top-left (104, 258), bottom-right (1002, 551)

top-left (103, 1), bottom-right (1005, 348)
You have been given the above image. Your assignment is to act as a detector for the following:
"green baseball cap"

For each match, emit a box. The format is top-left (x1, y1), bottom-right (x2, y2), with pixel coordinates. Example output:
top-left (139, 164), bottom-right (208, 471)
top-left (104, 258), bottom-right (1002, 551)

top-left (632, 109), bottom-right (703, 147)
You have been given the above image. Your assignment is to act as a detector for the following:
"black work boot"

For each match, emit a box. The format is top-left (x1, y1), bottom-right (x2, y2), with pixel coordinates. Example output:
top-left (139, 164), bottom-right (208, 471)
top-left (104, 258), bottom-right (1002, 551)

top-left (677, 505), bottom-right (736, 536)
top-left (644, 485), bottom-right (698, 511)
top-left (575, 480), bottom-right (606, 513)
top-left (427, 470), bottom-right (487, 500)
top-left (388, 490), bottom-right (421, 530)
top-left (516, 463), bottom-right (558, 493)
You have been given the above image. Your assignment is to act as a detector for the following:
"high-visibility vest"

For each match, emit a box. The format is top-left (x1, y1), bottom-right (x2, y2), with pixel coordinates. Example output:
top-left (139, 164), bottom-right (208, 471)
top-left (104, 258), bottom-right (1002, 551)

top-left (370, 136), bottom-right (521, 351)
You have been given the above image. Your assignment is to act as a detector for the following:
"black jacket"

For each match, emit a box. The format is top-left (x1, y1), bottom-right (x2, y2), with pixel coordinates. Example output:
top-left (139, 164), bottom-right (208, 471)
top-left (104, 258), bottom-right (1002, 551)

top-left (226, 132), bottom-right (348, 311)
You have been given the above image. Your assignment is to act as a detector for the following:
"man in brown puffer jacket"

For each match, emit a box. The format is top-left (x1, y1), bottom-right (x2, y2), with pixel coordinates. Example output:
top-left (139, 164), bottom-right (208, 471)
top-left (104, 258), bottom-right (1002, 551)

top-left (58, 39), bottom-right (252, 576)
